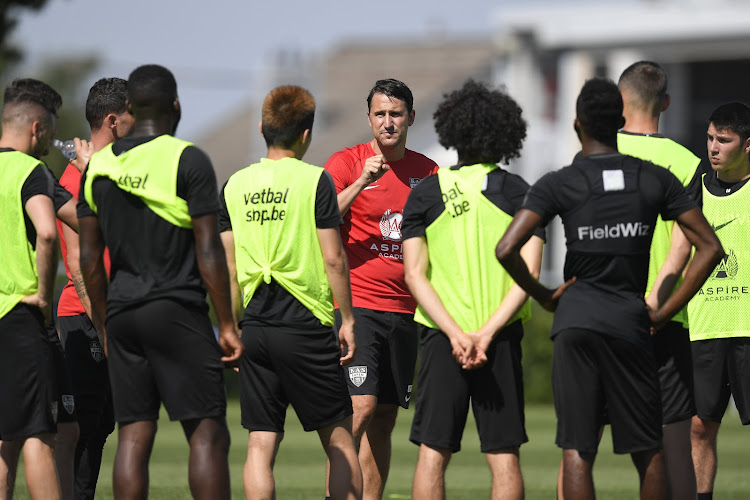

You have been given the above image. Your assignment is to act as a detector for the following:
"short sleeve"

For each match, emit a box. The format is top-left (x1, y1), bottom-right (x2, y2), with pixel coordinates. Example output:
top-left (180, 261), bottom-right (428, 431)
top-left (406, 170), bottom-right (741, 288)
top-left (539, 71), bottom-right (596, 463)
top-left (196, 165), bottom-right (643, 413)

top-left (50, 168), bottom-right (73, 212)
top-left (21, 164), bottom-right (53, 206)
top-left (401, 174), bottom-right (442, 240)
top-left (657, 168), bottom-right (697, 221)
top-left (520, 171), bottom-right (566, 226)
top-left (176, 146), bottom-right (220, 217)
top-left (76, 171), bottom-right (96, 218)
top-left (324, 150), bottom-right (355, 194)
top-left (500, 172), bottom-right (546, 241)
top-left (316, 171), bottom-right (343, 228)
top-left (218, 181), bottom-right (232, 232)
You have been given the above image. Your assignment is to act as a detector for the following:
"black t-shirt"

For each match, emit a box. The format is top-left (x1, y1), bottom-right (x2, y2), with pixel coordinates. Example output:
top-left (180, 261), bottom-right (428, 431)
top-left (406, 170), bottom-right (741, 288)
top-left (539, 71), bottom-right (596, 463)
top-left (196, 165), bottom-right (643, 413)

top-left (77, 135), bottom-right (220, 318)
top-left (218, 169), bottom-right (342, 330)
top-left (522, 152), bottom-right (695, 347)
top-left (0, 148), bottom-right (63, 247)
top-left (401, 165), bottom-right (545, 241)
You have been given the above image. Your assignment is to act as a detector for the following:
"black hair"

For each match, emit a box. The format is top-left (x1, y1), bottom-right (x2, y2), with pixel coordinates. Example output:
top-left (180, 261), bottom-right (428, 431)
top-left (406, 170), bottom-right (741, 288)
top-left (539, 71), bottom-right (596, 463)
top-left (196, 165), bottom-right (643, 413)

top-left (261, 85), bottom-right (316, 148)
top-left (366, 78), bottom-right (413, 114)
top-left (3, 78), bottom-right (62, 116)
top-left (85, 77), bottom-right (128, 130)
top-left (433, 79), bottom-right (526, 164)
top-left (618, 61), bottom-right (668, 115)
top-left (576, 78), bottom-right (624, 144)
top-left (708, 102), bottom-right (750, 143)
top-left (127, 64), bottom-right (177, 110)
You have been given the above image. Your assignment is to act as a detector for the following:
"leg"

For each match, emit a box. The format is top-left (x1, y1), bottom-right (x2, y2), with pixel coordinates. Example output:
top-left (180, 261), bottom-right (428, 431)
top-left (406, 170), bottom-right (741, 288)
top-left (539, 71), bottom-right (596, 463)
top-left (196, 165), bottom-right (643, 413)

top-left (631, 448), bottom-right (668, 500)
top-left (0, 439), bottom-right (23, 500)
top-left (318, 416), bottom-right (362, 500)
top-left (661, 419), bottom-right (695, 499)
top-left (182, 417), bottom-right (231, 500)
top-left (412, 444), bottom-right (451, 500)
top-left (74, 393), bottom-right (115, 500)
top-left (485, 447), bottom-right (523, 500)
top-left (561, 449), bottom-right (595, 500)
top-left (244, 431), bottom-right (282, 500)
top-left (324, 396), bottom-right (374, 497)
top-left (359, 403), bottom-right (398, 500)
top-left (22, 433), bottom-right (62, 500)
top-left (55, 421), bottom-right (79, 500)
top-left (112, 420), bottom-right (156, 500)
top-left (691, 416), bottom-right (720, 495)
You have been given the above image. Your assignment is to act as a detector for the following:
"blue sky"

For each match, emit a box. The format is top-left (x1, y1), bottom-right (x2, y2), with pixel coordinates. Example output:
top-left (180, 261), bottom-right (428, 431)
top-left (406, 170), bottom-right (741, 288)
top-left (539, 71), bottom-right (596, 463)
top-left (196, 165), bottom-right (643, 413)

top-left (11, 0), bottom-right (629, 139)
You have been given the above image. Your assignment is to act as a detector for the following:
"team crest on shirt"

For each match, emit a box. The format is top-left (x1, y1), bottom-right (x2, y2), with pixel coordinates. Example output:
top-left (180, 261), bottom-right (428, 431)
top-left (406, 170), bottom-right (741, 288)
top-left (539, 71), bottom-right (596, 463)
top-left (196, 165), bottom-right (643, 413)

top-left (90, 340), bottom-right (105, 362)
top-left (62, 395), bottom-right (75, 414)
top-left (379, 209), bottom-right (402, 241)
top-left (348, 366), bottom-right (367, 387)
top-left (409, 177), bottom-right (425, 189)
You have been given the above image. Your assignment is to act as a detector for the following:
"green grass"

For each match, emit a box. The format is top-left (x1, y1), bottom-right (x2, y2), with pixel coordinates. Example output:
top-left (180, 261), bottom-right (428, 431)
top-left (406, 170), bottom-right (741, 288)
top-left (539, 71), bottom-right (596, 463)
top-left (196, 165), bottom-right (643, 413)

top-left (12, 402), bottom-right (750, 498)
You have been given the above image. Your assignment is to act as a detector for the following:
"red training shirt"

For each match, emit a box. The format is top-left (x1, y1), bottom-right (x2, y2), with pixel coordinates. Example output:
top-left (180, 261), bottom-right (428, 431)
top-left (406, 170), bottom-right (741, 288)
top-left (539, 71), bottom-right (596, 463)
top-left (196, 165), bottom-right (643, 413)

top-left (325, 142), bottom-right (438, 313)
top-left (57, 163), bottom-right (111, 317)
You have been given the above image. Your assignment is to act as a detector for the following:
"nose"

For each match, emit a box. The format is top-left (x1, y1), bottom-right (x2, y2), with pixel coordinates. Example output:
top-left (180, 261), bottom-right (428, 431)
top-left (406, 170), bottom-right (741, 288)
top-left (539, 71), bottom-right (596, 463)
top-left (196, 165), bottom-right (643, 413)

top-left (383, 113), bottom-right (393, 128)
top-left (708, 139), bottom-right (718, 153)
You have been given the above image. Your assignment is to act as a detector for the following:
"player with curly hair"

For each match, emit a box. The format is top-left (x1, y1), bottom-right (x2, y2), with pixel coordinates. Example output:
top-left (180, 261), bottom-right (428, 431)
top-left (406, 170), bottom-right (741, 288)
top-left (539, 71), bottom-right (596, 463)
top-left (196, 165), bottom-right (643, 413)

top-left (402, 79), bottom-right (543, 499)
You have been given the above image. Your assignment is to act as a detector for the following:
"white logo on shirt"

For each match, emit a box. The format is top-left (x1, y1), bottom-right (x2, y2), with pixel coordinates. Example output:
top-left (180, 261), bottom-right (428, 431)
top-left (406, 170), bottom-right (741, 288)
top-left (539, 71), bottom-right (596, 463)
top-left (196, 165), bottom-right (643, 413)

top-left (364, 184), bottom-right (380, 190)
top-left (380, 209), bottom-right (402, 241)
top-left (349, 366), bottom-right (367, 387)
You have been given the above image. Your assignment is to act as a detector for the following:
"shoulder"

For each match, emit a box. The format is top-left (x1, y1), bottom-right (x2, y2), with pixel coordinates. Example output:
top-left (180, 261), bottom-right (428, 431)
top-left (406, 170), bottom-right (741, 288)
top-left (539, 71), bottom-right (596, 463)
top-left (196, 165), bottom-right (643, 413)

top-left (403, 149), bottom-right (439, 172)
top-left (325, 143), bottom-right (371, 168)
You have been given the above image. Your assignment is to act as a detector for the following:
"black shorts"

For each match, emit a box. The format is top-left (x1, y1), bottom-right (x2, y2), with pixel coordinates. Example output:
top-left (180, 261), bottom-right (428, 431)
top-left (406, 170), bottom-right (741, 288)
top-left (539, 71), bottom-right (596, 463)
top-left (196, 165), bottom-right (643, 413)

top-left (335, 308), bottom-right (418, 408)
top-left (48, 325), bottom-right (77, 423)
top-left (0, 304), bottom-right (57, 440)
top-left (410, 322), bottom-right (527, 453)
top-left (239, 323), bottom-right (352, 432)
top-left (58, 314), bottom-right (113, 426)
top-left (553, 328), bottom-right (662, 455)
top-left (105, 299), bottom-right (226, 423)
top-left (653, 321), bottom-right (695, 424)
top-left (692, 337), bottom-right (750, 424)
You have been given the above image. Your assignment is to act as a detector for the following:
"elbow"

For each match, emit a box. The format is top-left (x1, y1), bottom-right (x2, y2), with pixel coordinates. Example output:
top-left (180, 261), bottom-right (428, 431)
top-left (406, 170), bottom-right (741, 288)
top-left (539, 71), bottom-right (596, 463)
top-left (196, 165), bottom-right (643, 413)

top-left (495, 238), bottom-right (515, 266)
top-left (710, 240), bottom-right (725, 267)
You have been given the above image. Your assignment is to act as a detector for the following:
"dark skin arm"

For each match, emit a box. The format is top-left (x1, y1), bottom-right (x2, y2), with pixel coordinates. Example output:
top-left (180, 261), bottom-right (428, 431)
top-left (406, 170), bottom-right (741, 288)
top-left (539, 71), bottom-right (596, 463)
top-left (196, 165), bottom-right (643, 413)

top-left (192, 214), bottom-right (243, 365)
top-left (649, 207), bottom-right (723, 329)
top-left (79, 215), bottom-right (109, 351)
top-left (496, 209), bottom-right (576, 311)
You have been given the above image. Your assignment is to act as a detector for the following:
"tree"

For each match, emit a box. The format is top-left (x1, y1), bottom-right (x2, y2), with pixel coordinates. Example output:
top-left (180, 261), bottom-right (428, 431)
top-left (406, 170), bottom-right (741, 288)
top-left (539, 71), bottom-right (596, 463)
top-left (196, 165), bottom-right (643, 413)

top-left (0, 0), bottom-right (49, 77)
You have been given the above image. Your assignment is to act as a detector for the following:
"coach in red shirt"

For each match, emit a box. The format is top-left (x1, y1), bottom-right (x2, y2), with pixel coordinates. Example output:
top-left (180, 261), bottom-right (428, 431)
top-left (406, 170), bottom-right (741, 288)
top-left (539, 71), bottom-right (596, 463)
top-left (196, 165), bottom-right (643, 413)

top-left (324, 78), bottom-right (438, 500)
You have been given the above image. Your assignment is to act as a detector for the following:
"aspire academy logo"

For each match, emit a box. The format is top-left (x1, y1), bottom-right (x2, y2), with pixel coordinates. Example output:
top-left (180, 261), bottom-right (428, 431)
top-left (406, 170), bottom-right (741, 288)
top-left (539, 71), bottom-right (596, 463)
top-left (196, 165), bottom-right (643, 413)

top-left (380, 209), bottom-right (402, 241)
top-left (709, 249), bottom-right (739, 281)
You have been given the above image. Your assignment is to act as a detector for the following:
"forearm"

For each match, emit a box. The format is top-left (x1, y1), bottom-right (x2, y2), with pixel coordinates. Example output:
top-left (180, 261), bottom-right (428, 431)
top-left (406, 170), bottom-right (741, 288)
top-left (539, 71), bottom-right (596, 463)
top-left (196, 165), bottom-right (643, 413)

top-left (63, 224), bottom-right (94, 320)
top-left (219, 231), bottom-right (243, 324)
top-left (324, 251), bottom-right (354, 323)
top-left (647, 223), bottom-right (691, 310)
top-left (35, 234), bottom-right (58, 306)
top-left (79, 238), bottom-right (108, 333)
top-left (405, 270), bottom-right (464, 339)
top-left (196, 235), bottom-right (236, 330)
top-left (336, 179), bottom-right (367, 215)
top-left (481, 236), bottom-right (543, 337)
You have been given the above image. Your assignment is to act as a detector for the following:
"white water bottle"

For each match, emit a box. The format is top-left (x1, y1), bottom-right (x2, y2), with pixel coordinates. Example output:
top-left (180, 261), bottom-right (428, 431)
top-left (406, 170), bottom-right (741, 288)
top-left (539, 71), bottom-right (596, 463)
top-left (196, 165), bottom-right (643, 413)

top-left (53, 139), bottom-right (77, 160)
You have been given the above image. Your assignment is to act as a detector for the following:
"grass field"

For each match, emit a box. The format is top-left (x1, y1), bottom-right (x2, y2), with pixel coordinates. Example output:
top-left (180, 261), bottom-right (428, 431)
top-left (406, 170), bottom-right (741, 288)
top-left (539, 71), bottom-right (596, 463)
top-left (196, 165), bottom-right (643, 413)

top-left (13, 402), bottom-right (750, 499)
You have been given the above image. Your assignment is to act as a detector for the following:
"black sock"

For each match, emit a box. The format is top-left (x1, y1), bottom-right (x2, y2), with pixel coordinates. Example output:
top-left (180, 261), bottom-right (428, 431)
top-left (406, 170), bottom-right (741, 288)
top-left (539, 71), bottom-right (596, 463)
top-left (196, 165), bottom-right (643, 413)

top-left (697, 493), bottom-right (713, 500)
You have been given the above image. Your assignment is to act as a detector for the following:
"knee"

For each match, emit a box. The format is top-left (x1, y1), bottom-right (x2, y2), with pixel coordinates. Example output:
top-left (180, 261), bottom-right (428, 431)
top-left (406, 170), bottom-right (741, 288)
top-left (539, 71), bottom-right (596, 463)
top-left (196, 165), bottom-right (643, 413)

top-left (368, 406), bottom-right (398, 436)
top-left (691, 417), bottom-right (719, 443)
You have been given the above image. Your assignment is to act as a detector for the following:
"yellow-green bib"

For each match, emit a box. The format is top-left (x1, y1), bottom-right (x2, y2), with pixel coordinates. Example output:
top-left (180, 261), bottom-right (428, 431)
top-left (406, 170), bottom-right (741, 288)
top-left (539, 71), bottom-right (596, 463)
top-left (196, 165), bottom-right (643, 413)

top-left (688, 176), bottom-right (750, 340)
top-left (0, 151), bottom-right (42, 318)
top-left (618, 132), bottom-right (700, 326)
top-left (413, 164), bottom-right (531, 332)
top-left (223, 157), bottom-right (334, 326)
top-left (84, 135), bottom-right (193, 228)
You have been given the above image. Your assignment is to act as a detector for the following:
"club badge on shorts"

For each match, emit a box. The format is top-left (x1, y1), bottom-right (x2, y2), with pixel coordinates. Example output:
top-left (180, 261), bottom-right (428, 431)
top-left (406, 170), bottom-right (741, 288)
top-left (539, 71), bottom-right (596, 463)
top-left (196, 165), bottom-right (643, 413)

top-left (90, 339), bottom-right (104, 362)
top-left (348, 366), bottom-right (367, 387)
top-left (62, 394), bottom-right (75, 414)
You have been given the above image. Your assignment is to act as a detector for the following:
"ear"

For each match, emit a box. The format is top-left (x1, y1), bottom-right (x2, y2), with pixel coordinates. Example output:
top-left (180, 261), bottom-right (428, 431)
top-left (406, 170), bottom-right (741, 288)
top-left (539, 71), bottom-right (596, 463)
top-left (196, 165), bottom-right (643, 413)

top-left (744, 136), bottom-right (750, 154)
top-left (408, 109), bottom-right (415, 126)
top-left (105, 113), bottom-right (118, 130)
top-left (258, 121), bottom-right (263, 135)
top-left (301, 128), bottom-right (311, 145)
top-left (126, 99), bottom-right (133, 115)
top-left (661, 93), bottom-right (671, 113)
top-left (173, 98), bottom-right (180, 112)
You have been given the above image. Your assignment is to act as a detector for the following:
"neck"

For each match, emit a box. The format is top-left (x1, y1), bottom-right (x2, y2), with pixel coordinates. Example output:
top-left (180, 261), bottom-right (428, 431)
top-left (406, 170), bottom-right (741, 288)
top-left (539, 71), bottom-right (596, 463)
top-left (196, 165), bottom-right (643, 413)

top-left (581, 136), bottom-right (617, 157)
top-left (622, 111), bottom-right (660, 135)
top-left (370, 138), bottom-right (406, 162)
top-left (130, 114), bottom-right (173, 138)
top-left (717, 162), bottom-right (750, 183)
top-left (89, 128), bottom-right (116, 152)
top-left (0, 133), bottom-right (32, 156)
top-left (266, 145), bottom-right (300, 161)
